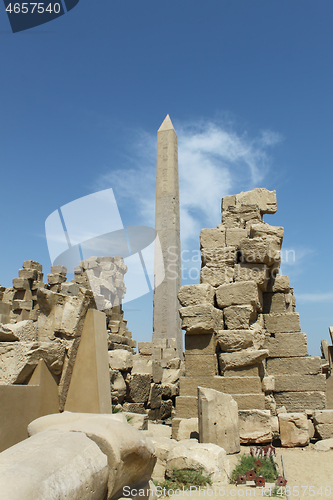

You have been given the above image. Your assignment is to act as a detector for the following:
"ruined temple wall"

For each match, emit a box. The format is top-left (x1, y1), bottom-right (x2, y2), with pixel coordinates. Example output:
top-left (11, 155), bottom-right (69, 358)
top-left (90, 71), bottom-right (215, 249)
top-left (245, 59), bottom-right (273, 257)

top-left (176, 188), bottom-right (326, 417)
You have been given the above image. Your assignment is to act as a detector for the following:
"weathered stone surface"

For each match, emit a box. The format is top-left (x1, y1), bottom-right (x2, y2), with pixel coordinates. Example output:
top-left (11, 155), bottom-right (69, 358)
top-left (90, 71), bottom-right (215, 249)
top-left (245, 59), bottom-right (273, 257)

top-left (149, 436), bottom-right (176, 481)
top-left (138, 342), bottom-right (152, 356)
top-left (60, 282), bottom-right (80, 296)
top-left (263, 332), bottom-right (307, 357)
top-left (0, 430), bottom-right (109, 500)
top-left (200, 265), bottom-right (234, 287)
top-left (180, 376), bottom-right (262, 397)
top-left (37, 288), bottom-right (92, 342)
top-left (314, 438), bottom-right (333, 451)
top-left (185, 354), bottom-right (217, 377)
top-left (160, 399), bottom-right (173, 420)
top-left (0, 320), bottom-right (37, 342)
top-left (266, 356), bottom-right (322, 375)
top-left (123, 402), bottom-right (147, 414)
top-left (166, 441), bottom-right (230, 483)
top-left (201, 246), bottom-right (235, 268)
top-left (235, 188), bottom-right (277, 215)
top-left (263, 292), bottom-right (293, 314)
top-left (200, 228), bottom-right (226, 249)
top-left (12, 278), bottom-right (30, 290)
top-left (123, 412), bottom-right (148, 430)
top-left (223, 364), bottom-right (261, 377)
top-left (238, 409), bottom-right (273, 444)
top-left (149, 383), bottom-right (162, 409)
top-left (263, 313), bottom-right (301, 333)
top-left (250, 223), bottom-right (283, 241)
top-left (178, 284), bottom-right (215, 307)
top-left (266, 274), bottom-right (290, 293)
top-left (23, 260), bottom-right (43, 272)
top-left (223, 305), bottom-right (254, 330)
top-left (185, 332), bottom-right (216, 355)
top-left (179, 304), bottom-right (223, 334)
top-left (167, 358), bottom-right (181, 369)
top-left (225, 228), bottom-right (249, 247)
top-left (175, 396), bottom-right (198, 418)
top-left (128, 373), bottom-right (152, 403)
top-left (262, 376), bottom-right (275, 393)
top-left (274, 374), bottom-right (326, 392)
top-left (274, 391), bottom-right (326, 412)
top-left (216, 281), bottom-right (261, 310)
top-left (109, 349), bottom-right (133, 371)
top-left (239, 236), bottom-right (281, 265)
top-left (198, 387), bottom-right (240, 454)
top-left (110, 370), bottom-right (126, 402)
top-left (162, 368), bottom-right (180, 385)
top-left (218, 349), bottom-right (269, 372)
top-left (161, 382), bottom-right (179, 399)
top-left (234, 263), bottom-right (268, 289)
top-left (152, 360), bottom-right (163, 383)
top-left (278, 413), bottom-right (310, 447)
top-left (132, 354), bottom-right (152, 374)
top-left (216, 330), bottom-right (253, 352)
top-left (28, 412), bottom-right (156, 499)
top-left (172, 418), bottom-right (199, 441)
top-left (313, 410), bottom-right (333, 440)
top-left (0, 341), bottom-right (65, 384)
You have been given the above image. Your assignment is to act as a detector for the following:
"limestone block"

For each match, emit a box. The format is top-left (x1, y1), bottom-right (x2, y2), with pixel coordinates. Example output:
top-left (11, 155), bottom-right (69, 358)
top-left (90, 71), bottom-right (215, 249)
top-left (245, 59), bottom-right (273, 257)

top-left (234, 393), bottom-right (265, 410)
top-left (234, 263), bottom-right (268, 290)
top-left (123, 403), bottom-right (147, 414)
top-left (149, 384), bottom-right (162, 409)
top-left (138, 342), bottom-right (153, 355)
top-left (0, 341), bottom-right (65, 384)
top-left (167, 358), bottom-right (181, 369)
top-left (314, 438), bottom-right (333, 451)
top-left (308, 419), bottom-right (315, 439)
top-left (263, 312), bottom-right (301, 333)
top-left (0, 430), bottom-right (109, 500)
top-left (200, 265), bottom-right (234, 287)
top-left (172, 418), bottom-right (199, 441)
top-left (12, 299), bottom-right (33, 310)
top-left (160, 399), bottom-right (173, 420)
top-left (185, 354), bottom-right (217, 377)
top-left (224, 364), bottom-right (261, 377)
top-left (198, 387), bottom-right (240, 454)
top-left (110, 370), bottom-right (126, 402)
top-left (218, 349), bottom-right (269, 372)
top-left (175, 396), bottom-right (198, 418)
top-left (185, 332), bottom-right (217, 355)
top-left (28, 412), bottom-right (156, 499)
top-left (149, 436), bottom-right (175, 481)
top-left (200, 228), bottom-right (225, 249)
top-left (250, 223), bottom-right (284, 241)
top-left (222, 204), bottom-right (262, 228)
top-left (274, 374), bottom-right (326, 392)
top-left (18, 268), bottom-right (38, 280)
top-left (152, 360), bottom-right (163, 383)
top-left (0, 320), bottom-right (37, 342)
top-left (274, 391), bottom-right (326, 412)
top-left (123, 412), bottom-right (148, 430)
top-left (263, 293), bottom-right (290, 314)
top-left (180, 375), bottom-right (262, 396)
top-left (223, 305), bottom-right (254, 330)
top-left (217, 330), bottom-right (253, 352)
top-left (166, 441), bottom-right (230, 483)
top-left (263, 332), bottom-right (307, 357)
top-left (239, 236), bottom-right (281, 265)
top-left (109, 349), bottom-right (133, 371)
top-left (178, 284), bottom-right (215, 307)
top-left (278, 413), bottom-right (310, 447)
top-left (262, 375), bottom-right (275, 393)
top-left (179, 304), bottom-right (223, 334)
top-left (12, 278), bottom-right (30, 290)
top-left (236, 188), bottom-right (277, 215)
top-left (313, 410), bottom-right (333, 440)
top-left (238, 409), bottom-right (273, 444)
top-left (216, 281), bottom-right (261, 311)
top-left (60, 282), bottom-right (80, 296)
top-left (225, 228), bottom-right (249, 248)
top-left (201, 246), bottom-right (236, 268)
top-left (267, 356), bottom-right (321, 376)
top-left (23, 260), bottom-right (43, 272)
top-left (162, 382), bottom-right (180, 399)
top-left (128, 373), bottom-right (152, 403)
top-left (266, 274), bottom-right (290, 293)
top-left (162, 368), bottom-right (180, 385)
top-left (132, 354), bottom-right (152, 374)
top-left (48, 273), bottom-right (67, 285)
top-left (315, 424), bottom-right (333, 440)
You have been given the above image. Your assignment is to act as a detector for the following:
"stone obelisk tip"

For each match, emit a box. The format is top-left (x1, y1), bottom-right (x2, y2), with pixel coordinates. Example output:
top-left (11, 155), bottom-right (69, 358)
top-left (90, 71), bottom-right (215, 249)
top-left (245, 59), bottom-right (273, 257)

top-left (158, 114), bottom-right (174, 132)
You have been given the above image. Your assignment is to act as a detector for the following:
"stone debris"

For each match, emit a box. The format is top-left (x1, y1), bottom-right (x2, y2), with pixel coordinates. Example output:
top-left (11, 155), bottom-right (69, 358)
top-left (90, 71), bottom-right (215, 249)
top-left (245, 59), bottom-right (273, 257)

top-left (278, 412), bottom-right (310, 447)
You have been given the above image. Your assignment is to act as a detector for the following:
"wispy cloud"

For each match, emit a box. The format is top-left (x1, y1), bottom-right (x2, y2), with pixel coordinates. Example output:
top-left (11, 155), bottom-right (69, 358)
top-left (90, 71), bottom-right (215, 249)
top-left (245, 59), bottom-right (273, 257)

top-left (94, 117), bottom-right (282, 250)
top-left (296, 292), bottom-right (333, 303)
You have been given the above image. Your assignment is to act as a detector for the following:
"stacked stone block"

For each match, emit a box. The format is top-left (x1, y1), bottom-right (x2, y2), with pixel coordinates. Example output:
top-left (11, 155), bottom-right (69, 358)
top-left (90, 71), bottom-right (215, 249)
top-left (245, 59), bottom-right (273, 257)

top-left (175, 188), bottom-right (326, 418)
top-left (106, 305), bottom-right (136, 353)
top-left (320, 328), bottom-right (333, 409)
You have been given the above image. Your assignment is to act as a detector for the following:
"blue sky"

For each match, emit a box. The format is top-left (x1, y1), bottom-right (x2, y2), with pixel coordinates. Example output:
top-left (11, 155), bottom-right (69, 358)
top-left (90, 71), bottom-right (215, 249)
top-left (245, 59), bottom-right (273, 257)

top-left (1, 1), bottom-right (333, 355)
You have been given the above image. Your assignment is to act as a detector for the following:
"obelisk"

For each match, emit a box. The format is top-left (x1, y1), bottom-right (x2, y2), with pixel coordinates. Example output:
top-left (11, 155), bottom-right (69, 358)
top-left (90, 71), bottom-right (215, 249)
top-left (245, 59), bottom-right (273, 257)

top-left (153, 115), bottom-right (182, 357)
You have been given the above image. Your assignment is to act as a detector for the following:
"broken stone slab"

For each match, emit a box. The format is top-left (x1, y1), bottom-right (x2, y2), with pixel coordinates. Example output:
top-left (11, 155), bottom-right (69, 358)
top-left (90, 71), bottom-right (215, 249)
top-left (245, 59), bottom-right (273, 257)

top-left (223, 305), bottom-right (255, 330)
top-left (138, 342), bottom-right (153, 356)
top-left (23, 260), bottom-right (43, 272)
top-left (263, 332), bottom-right (308, 357)
top-left (160, 399), bottom-right (173, 420)
top-left (274, 374), bottom-right (326, 392)
top-left (239, 236), bottom-right (281, 266)
top-left (263, 312), bottom-right (301, 333)
top-left (201, 246), bottom-right (236, 268)
top-left (149, 436), bottom-right (177, 482)
top-left (216, 281), bottom-right (262, 311)
top-left (132, 354), bottom-right (152, 375)
top-left (28, 412), bottom-right (156, 500)
top-left (172, 418), bottom-right (199, 441)
top-left (149, 383), bottom-right (162, 409)
top-left (238, 409), bottom-right (273, 444)
top-left (178, 284), bottom-right (215, 307)
top-left (278, 413), bottom-right (310, 447)
top-left (313, 410), bottom-right (333, 440)
top-left (185, 332), bottom-right (217, 355)
top-left (179, 304), bottom-right (224, 334)
top-left (200, 228), bottom-right (226, 249)
top-left (12, 278), bottom-right (31, 290)
top-left (274, 391), bottom-right (326, 412)
top-left (263, 292), bottom-right (292, 314)
top-left (18, 268), bottom-right (38, 280)
top-left (234, 263), bottom-right (268, 290)
top-left (128, 373), bottom-right (152, 403)
top-left (167, 358), bottom-right (181, 369)
top-left (266, 274), bottom-right (290, 293)
top-left (0, 341), bottom-right (65, 384)
top-left (233, 188), bottom-right (277, 215)
top-left (109, 349), bottom-right (133, 371)
top-left (250, 223), bottom-right (284, 241)
top-left (262, 375), bottom-right (275, 393)
top-left (162, 382), bottom-right (180, 399)
top-left (198, 386), bottom-right (240, 454)
top-left (216, 330), bottom-right (254, 352)
top-left (123, 402), bottom-right (147, 414)
top-left (0, 430), bottom-right (109, 500)
top-left (200, 265), bottom-right (234, 287)
top-left (60, 282), bottom-right (80, 296)
top-left (123, 412), bottom-right (148, 431)
top-left (314, 438), bottom-right (333, 452)
top-left (218, 349), bottom-right (269, 372)
top-left (110, 370), bottom-right (126, 403)
top-left (166, 440), bottom-right (230, 484)
top-left (0, 320), bottom-right (37, 342)
top-left (152, 360), bottom-right (163, 383)
top-left (162, 368), bottom-right (180, 385)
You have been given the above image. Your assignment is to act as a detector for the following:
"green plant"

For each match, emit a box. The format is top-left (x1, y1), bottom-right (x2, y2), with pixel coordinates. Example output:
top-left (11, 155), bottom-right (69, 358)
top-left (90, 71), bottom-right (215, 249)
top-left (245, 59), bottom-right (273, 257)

top-left (112, 405), bottom-right (133, 423)
top-left (154, 468), bottom-right (212, 494)
top-left (231, 454), bottom-right (278, 484)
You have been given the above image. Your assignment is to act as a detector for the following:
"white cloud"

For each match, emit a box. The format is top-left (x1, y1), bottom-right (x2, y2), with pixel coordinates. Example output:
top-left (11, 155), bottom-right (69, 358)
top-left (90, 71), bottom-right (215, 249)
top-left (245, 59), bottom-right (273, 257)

top-left (94, 117), bottom-right (282, 251)
top-left (296, 292), bottom-right (333, 303)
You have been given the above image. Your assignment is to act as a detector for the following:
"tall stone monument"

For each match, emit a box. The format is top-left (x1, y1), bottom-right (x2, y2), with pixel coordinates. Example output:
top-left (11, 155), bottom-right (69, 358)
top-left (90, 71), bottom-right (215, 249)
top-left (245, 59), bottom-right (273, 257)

top-left (153, 115), bottom-right (182, 357)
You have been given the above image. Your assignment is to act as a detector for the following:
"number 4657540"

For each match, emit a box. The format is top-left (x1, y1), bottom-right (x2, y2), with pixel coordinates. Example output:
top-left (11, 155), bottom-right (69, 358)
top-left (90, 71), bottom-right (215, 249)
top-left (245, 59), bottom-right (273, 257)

top-left (6, 3), bottom-right (61, 14)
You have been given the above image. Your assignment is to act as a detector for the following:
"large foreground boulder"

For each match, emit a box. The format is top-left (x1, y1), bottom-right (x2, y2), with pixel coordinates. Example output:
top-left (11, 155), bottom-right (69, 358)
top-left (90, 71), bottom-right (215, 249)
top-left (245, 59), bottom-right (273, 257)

top-left (28, 411), bottom-right (156, 499)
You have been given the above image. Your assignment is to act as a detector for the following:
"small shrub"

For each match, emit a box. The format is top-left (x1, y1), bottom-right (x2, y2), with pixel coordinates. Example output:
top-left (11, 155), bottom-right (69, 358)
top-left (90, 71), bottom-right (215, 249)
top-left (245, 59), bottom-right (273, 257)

top-left (231, 454), bottom-right (278, 484)
top-left (154, 468), bottom-right (212, 495)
